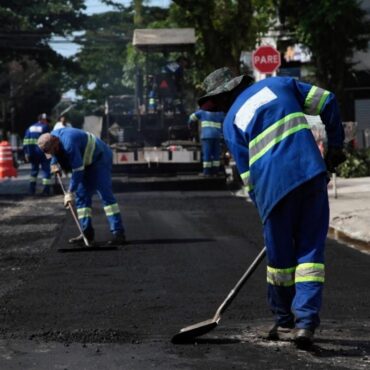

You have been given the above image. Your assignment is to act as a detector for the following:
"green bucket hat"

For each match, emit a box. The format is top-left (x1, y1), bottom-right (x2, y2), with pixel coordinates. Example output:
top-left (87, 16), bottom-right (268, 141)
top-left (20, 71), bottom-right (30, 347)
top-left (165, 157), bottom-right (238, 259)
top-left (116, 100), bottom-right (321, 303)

top-left (198, 67), bottom-right (250, 105)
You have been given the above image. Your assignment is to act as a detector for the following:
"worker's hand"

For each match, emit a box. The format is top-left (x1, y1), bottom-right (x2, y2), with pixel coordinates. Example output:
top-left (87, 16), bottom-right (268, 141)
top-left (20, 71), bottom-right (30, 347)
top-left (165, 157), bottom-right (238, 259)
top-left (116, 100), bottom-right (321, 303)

top-left (24, 154), bottom-right (29, 163)
top-left (325, 147), bottom-right (346, 173)
top-left (63, 192), bottom-right (74, 208)
top-left (51, 164), bottom-right (62, 175)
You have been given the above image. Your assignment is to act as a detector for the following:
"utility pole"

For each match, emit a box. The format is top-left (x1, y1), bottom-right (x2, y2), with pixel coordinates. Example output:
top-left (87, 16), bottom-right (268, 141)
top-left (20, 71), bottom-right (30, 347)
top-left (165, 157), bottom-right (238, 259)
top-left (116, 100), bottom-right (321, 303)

top-left (134, 0), bottom-right (142, 26)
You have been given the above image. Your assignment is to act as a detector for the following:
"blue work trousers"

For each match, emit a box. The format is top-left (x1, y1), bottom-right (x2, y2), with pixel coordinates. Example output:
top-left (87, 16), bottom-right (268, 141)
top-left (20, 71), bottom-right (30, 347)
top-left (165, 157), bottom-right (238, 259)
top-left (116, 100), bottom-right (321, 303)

top-left (75, 148), bottom-right (124, 236)
top-left (201, 138), bottom-right (221, 175)
top-left (263, 173), bottom-right (329, 330)
top-left (29, 155), bottom-right (51, 194)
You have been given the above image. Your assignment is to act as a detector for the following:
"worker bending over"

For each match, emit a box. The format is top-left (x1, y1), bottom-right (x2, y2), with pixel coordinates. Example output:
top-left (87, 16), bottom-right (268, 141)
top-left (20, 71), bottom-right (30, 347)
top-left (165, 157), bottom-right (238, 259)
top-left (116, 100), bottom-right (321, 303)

top-left (197, 67), bottom-right (345, 348)
top-left (37, 127), bottom-right (126, 246)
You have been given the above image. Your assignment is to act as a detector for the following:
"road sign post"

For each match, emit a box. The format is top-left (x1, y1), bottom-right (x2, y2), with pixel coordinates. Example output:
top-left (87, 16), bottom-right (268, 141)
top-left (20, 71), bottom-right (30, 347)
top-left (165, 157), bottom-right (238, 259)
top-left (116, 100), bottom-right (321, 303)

top-left (252, 45), bottom-right (281, 75)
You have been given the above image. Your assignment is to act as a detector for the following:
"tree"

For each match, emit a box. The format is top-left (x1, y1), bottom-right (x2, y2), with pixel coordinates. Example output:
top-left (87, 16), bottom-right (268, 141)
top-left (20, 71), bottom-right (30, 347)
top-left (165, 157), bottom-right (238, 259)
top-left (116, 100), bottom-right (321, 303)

top-left (0, 0), bottom-right (85, 65)
top-left (73, 11), bottom-right (133, 106)
top-left (74, 3), bottom-right (169, 110)
top-left (277, 0), bottom-right (369, 101)
top-left (170, 0), bottom-right (274, 75)
top-left (0, 0), bottom-right (85, 135)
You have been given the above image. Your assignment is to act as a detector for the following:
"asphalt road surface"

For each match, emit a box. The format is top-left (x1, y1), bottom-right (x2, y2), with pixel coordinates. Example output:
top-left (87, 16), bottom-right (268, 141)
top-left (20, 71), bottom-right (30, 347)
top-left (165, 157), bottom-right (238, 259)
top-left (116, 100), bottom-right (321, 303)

top-left (0, 190), bottom-right (369, 370)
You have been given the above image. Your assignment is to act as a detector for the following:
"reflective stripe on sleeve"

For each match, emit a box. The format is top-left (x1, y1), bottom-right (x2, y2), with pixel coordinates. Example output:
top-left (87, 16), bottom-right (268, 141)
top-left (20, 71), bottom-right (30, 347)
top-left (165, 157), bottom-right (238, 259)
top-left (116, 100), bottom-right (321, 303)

top-left (104, 203), bottom-right (120, 216)
top-left (249, 112), bottom-right (309, 166)
top-left (189, 113), bottom-right (198, 121)
top-left (295, 263), bottom-right (325, 283)
top-left (304, 86), bottom-right (330, 115)
top-left (83, 133), bottom-right (96, 167)
top-left (77, 207), bottom-right (92, 220)
top-left (72, 166), bottom-right (85, 173)
top-left (267, 265), bottom-right (296, 287)
top-left (240, 170), bottom-right (252, 191)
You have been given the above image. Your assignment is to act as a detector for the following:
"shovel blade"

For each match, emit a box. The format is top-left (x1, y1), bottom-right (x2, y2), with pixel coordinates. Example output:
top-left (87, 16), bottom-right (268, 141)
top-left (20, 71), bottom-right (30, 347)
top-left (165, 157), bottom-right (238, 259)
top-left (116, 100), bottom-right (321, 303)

top-left (171, 318), bottom-right (219, 344)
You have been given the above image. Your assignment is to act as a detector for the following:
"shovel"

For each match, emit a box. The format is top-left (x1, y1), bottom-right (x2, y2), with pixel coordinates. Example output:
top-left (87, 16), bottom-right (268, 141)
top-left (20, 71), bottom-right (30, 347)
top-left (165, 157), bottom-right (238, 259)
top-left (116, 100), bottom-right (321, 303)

top-left (56, 172), bottom-right (91, 247)
top-left (172, 246), bottom-right (266, 343)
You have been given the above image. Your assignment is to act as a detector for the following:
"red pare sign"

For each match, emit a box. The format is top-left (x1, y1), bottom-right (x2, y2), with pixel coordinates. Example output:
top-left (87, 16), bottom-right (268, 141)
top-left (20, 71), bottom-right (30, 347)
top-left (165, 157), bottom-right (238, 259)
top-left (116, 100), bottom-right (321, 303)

top-left (252, 46), bottom-right (281, 74)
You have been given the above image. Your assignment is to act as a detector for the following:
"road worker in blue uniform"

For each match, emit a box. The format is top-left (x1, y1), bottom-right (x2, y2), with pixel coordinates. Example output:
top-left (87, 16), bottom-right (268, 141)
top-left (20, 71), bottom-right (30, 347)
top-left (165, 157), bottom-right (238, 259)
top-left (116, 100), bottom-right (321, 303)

top-left (198, 67), bottom-right (346, 348)
top-left (37, 128), bottom-right (126, 246)
top-left (23, 113), bottom-right (51, 195)
top-left (188, 108), bottom-right (225, 176)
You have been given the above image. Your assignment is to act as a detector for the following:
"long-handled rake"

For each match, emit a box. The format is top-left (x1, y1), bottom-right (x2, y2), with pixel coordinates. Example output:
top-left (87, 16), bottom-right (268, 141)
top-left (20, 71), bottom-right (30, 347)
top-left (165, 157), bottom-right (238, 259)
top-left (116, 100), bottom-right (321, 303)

top-left (172, 246), bottom-right (266, 344)
top-left (56, 172), bottom-right (91, 247)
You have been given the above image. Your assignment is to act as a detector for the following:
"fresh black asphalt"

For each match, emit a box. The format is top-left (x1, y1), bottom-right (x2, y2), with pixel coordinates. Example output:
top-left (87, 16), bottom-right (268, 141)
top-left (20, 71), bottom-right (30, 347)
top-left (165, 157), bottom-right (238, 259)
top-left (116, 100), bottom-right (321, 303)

top-left (0, 190), bottom-right (369, 369)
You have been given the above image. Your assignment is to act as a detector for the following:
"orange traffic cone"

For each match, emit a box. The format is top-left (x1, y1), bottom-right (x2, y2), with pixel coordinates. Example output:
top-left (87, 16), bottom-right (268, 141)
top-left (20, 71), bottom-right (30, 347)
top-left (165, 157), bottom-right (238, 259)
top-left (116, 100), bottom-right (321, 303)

top-left (0, 141), bottom-right (17, 178)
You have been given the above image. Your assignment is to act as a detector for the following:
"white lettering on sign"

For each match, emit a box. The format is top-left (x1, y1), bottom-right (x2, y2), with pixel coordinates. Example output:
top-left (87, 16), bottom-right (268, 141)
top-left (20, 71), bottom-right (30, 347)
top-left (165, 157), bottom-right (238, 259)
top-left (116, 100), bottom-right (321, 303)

top-left (234, 87), bottom-right (277, 132)
top-left (254, 55), bottom-right (280, 64)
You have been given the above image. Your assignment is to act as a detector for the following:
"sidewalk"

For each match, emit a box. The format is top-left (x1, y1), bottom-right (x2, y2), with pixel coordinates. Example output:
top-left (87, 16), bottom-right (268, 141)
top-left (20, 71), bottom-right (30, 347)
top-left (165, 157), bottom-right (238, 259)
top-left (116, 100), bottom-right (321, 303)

top-left (234, 176), bottom-right (370, 253)
top-left (328, 176), bottom-right (370, 250)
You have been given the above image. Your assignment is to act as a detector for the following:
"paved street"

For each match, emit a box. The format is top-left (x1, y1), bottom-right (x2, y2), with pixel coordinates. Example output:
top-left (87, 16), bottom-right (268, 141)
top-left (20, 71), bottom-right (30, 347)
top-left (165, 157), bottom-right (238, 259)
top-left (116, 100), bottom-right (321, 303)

top-left (3, 0), bottom-right (370, 368)
top-left (0, 185), bottom-right (369, 369)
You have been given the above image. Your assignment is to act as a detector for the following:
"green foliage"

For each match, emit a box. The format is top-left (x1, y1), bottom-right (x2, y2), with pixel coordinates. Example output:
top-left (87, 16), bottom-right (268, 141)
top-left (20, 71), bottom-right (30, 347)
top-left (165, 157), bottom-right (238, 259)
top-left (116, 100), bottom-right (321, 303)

top-left (171, 0), bottom-right (274, 73)
top-left (0, 0), bottom-right (86, 135)
top-left (167, 0), bottom-right (275, 95)
top-left (73, 11), bottom-right (133, 104)
top-left (277, 0), bottom-right (369, 98)
top-left (337, 148), bottom-right (370, 178)
top-left (74, 5), bottom-right (169, 107)
top-left (0, 0), bottom-right (85, 66)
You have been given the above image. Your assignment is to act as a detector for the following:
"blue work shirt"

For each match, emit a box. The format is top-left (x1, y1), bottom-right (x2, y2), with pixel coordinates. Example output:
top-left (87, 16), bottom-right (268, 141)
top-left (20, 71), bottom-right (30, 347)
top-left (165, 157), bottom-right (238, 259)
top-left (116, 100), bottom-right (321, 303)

top-left (223, 77), bottom-right (344, 222)
top-left (23, 121), bottom-right (50, 159)
top-left (50, 127), bottom-right (108, 193)
top-left (188, 110), bottom-right (225, 139)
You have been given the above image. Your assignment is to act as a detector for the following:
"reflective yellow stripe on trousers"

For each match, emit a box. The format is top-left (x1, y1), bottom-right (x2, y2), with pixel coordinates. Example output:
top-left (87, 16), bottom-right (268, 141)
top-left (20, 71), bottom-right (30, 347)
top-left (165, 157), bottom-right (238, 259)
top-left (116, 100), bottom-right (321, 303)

top-left (295, 263), bottom-right (325, 283)
top-left (267, 263), bottom-right (325, 286)
top-left (104, 203), bottom-right (120, 217)
top-left (267, 266), bottom-right (296, 287)
top-left (77, 207), bottom-right (92, 219)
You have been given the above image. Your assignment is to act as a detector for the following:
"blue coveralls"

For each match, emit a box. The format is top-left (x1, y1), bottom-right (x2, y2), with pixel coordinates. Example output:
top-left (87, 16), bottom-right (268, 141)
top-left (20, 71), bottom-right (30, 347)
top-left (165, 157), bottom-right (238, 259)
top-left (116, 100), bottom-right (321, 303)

top-left (188, 110), bottom-right (225, 175)
top-left (50, 128), bottom-right (124, 239)
top-left (23, 121), bottom-right (51, 195)
top-left (223, 77), bottom-right (344, 330)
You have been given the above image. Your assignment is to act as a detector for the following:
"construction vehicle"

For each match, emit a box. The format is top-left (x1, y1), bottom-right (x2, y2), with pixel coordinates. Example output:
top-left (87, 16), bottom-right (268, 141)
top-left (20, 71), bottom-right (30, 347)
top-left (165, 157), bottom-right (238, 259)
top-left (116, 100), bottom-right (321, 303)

top-left (105, 28), bottom-right (206, 176)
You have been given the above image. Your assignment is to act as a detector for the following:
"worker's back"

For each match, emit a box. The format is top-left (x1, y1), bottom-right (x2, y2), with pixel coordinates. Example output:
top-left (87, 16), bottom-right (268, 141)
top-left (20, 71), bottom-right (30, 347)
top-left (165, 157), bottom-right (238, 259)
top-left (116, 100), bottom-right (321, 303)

top-left (223, 77), bottom-right (329, 221)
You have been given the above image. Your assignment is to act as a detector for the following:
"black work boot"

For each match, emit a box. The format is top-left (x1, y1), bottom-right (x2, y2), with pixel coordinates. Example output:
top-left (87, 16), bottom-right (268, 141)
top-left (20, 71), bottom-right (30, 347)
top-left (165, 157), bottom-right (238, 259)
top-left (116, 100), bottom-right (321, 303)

top-left (294, 328), bottom-right (314, 349)
top-left (266, 323), bottom-right (294, 341)
top-left (68, 229), bottom-right (94, 246)
top-left (41, 187), bottom-right (51, 196)
top-left (107, 233), bottom-right (126, 246)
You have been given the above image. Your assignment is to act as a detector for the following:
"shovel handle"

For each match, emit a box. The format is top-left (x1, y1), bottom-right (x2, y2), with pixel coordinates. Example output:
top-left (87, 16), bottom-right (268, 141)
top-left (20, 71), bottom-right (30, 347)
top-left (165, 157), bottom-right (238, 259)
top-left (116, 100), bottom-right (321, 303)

top-left (213, 246), bottom-right (266, 320)
top-left (56, 173), bottom-right (91, 247)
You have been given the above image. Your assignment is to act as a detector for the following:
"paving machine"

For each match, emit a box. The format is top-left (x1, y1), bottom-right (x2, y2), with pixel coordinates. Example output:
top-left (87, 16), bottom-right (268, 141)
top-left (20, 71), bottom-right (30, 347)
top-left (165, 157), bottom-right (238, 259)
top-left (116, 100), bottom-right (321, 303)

top-left (106, 28), bottom-right (204, 175)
